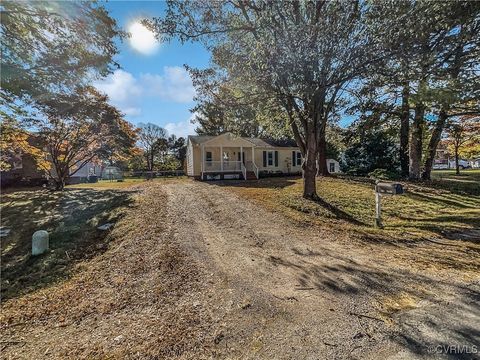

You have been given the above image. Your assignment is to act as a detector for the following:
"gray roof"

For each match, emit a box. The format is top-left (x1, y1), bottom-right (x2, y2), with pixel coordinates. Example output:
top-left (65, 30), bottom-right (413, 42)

top-left (188, 135), bottom-right (215, 145)
top-left (188, 133), bottom-right (298, 148)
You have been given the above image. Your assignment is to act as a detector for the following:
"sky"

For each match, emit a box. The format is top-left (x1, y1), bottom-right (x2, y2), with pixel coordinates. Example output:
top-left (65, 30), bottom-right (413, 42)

top-left (95, 1), bottom-right (353, 138)
top-left (94, 1), bottom-right (211, 138)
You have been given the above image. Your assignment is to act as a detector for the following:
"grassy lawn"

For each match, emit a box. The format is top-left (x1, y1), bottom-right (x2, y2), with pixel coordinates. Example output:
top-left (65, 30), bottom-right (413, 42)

top-left (1, 186), bottom-right (136, 300)
top-left (218, 171), bottom-right (480, 243)
top-left (1, 176), bottom-right (187, 300)
top-left (66, 176), bottom-right (188, 190)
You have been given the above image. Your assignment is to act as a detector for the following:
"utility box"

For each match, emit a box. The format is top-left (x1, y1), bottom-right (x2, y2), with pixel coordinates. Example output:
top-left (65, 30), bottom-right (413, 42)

top-left (375, 182), bottom-right (404, 195)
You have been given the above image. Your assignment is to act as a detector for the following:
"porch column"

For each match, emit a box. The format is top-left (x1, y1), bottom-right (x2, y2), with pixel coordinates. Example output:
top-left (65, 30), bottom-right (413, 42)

top-left (252, 147), bottom-right (254, 165)
top-left (240, 146), bottom-right (243, 165)
top-left (220, 145), bottom-right (223, 171)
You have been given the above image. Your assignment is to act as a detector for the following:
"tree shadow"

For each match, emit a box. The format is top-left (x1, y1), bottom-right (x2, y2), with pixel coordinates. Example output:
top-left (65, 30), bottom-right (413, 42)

top-left (407, 192), bottom-right (473, 209)
top-left (1, 188), bottom-right (136, 300)
top-left (268, 246), bottom-right (480, 358)
top-left (311, 196), bottom-right (367, 226)
top-left (208, 176), bottom-right (300, 189)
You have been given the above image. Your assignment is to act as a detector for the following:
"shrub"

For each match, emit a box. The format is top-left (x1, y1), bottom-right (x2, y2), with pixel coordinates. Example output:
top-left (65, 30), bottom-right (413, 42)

top-left (368, 168), bottom-right (401, 180)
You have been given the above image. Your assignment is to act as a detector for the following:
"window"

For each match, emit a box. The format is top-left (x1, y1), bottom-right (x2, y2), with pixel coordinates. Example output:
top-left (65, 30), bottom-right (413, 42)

top-left (329, 162), bottom-right (335, 173)
top-left (267, 151), bottom-right (274, 166)
top-left (206, 151), bottom-right (212, 161)
top-left (296, 152), bottom-right (302, 166)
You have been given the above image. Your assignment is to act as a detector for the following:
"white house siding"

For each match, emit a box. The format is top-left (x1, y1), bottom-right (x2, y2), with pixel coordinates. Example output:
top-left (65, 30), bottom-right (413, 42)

top-left (185, 133), bottom-right (341, 178)
top-left (254, 148), bottom-right (302, 173)
top-left (326, 159), bottom-right (340, 173)
top-left (186, 139), bottom-right (195, 176)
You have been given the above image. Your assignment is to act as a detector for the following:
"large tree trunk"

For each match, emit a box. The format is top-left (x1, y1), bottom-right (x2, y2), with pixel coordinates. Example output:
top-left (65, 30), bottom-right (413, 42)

top-left (54, 168), bottom-right (66, 191)
top-left (409, 102), bottom-right (425, 181)
top-left (399, 83), bottom-right (410, 178)
top-left (422, 107), bottom-right (448, 181)
top-left (302, 130), bottom-right (318, 199)
top-left (317, 128), bottom-right (329, 176)
top-left (455, 146), bottom-right (460, 175)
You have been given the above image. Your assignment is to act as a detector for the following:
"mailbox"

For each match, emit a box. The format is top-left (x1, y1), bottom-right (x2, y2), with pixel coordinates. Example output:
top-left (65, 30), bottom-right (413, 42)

top-left (375, 182), bottom-right (404, 195)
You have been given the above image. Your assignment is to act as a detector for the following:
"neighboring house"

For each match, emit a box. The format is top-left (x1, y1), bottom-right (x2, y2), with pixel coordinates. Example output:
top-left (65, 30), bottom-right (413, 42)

top-left (470, 158), bottom-right (480, 169)
top-left (66, 162), bottom-right (104, 184)
top-left (186, 132), bottom-right (340, 180)
top-left (0, 152), bottom-right (48, 187)
top-left (1, 150), bottom-right (103, 187)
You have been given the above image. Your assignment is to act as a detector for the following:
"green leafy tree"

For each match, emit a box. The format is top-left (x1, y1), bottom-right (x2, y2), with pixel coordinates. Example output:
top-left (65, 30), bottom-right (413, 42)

top-left (167, 135), bottom-right (187, 168)
top-left (342, 118), bottom-right (400, 176)
top-left (149, 1), bottom-right (385, 199)
top-left (1, 1), bottom-right (122, 118)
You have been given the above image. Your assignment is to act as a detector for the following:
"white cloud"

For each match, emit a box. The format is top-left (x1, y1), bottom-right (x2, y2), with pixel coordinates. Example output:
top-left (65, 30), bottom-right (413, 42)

top-left (95, 69), bottom-right (142, 103)
top-left (94, 69), bottom-right (142, 117)
top-left (141, 66), bottom-right (196, 103)
top-left (164, 113), bottom-right (197, 138)
top-left (122, 107), bottom-right (142, 116)
top-left (94, 67), bottom-right (195, 119)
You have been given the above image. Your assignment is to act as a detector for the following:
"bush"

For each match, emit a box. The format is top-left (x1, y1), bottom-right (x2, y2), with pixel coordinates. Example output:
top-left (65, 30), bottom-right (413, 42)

top-left (368, 168), bottom-right (401, 180)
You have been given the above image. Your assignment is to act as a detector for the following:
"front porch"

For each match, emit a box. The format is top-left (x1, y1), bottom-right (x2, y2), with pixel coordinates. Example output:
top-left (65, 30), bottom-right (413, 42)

top-left (201, 145), bottom-right (258, 180)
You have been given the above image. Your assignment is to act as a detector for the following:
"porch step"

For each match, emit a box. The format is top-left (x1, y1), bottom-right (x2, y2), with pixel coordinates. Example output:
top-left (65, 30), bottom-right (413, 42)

top-left (245, 171), bottom-right (257, 180)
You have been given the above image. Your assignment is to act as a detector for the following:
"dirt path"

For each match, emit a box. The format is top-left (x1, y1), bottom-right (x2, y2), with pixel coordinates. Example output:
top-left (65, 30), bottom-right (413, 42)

top-left (164, 181), bottom-right (479, 359)
top-left (1, 181), bottom-right (478, 359)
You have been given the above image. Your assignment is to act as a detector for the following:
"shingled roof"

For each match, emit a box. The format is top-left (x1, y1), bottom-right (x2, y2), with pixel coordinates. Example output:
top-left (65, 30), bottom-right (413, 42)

top-left (188, 133), bottom-right (298, 148)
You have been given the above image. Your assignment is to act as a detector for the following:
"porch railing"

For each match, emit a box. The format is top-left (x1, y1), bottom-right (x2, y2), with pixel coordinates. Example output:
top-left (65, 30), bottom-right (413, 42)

top-left (252, 162), bottom-right (259, 179)
top-left (203, 160), bottom-right (242, 172)
top-left (241, 162), bottom-right (247, 180)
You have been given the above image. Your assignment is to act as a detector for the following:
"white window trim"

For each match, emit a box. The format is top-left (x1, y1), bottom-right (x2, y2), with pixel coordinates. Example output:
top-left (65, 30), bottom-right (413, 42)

top-left (295, 151), bottom-right (302, 167)
top-left (267, 150), bottom-right (274, 167)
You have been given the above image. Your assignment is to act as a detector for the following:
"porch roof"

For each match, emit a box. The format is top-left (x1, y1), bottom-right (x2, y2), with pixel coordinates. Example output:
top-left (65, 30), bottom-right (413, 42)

top-left (188, 132), bottom-right (298, 148)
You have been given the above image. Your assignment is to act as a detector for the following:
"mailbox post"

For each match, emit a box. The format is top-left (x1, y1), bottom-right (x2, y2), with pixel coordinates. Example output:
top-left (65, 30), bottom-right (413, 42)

top-left (374, 181), bottom-right (404, 228)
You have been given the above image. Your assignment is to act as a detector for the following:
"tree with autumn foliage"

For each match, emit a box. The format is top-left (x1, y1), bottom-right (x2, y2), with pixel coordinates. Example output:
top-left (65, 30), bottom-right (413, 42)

top-left (445, 116), bottom-right (480, 175)
top-left (0, 120), bottom-right (49, 172)
top-left (30, 87), bottom-right (138, 190)
top-left (1, 1), bottom-right (127, 187)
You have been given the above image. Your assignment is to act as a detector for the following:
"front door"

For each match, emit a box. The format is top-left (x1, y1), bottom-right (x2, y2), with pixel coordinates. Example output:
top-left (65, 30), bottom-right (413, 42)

top-left (237, 151), bottom-right (245, 164)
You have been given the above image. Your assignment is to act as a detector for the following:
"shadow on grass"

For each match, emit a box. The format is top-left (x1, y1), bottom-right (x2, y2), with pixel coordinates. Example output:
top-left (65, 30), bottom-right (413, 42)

top-left (268, 246), bottom-right (480, 359)
top-left (312, 196), bottom-right (366, 226)
top-left (1, 188), bottom-right (136, 300)
top-left (407, 192), bottom-right (473, 209)
top-left (419, 178), bottom-right (480, 196)
top-left (208, 176), bottom-right (300, 189)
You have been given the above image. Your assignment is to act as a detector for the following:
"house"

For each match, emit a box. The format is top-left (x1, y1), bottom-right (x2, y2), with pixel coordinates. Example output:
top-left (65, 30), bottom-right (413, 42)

top-left (1, 145), bottom-right (104, 187)
top-left (186, 132), bottom-right (340, 180)
top-left (66, 162), bottom-right (104, 184)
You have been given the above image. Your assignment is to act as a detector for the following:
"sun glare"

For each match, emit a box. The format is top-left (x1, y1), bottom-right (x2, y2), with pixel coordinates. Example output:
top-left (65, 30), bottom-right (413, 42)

top-left (127, 21), bottom-right (159, 55)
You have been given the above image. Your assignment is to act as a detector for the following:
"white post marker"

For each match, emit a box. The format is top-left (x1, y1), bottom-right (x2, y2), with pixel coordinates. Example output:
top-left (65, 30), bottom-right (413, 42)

top-left (32, 230), bottom-right (49, 256)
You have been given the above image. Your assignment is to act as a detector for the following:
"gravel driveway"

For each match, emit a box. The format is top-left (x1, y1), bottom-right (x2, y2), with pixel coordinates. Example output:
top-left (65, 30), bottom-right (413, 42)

top-left (164, 180), bottom-right (479, 360)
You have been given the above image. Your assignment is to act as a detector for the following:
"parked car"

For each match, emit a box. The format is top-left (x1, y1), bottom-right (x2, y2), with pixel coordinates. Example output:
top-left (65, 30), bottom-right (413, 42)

top-left (432, 163), bottom-right (448, 170)
top-left (449, 159), bottom-right (471, 169)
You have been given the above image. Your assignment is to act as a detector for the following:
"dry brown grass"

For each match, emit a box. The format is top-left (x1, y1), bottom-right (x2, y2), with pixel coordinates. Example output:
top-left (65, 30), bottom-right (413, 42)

top-left (217, 176), bottom-right (480, 276)
top-left (1, 182), bottom-right (214, 359)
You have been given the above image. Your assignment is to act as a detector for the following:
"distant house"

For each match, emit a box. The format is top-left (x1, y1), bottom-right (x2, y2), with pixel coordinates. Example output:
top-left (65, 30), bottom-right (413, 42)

top-left (65, 162), bottom-right (103, 184)
top-left (186, 132), bottom-right (340, 180)
top-left (1, 144), bottom-right (103, 187)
